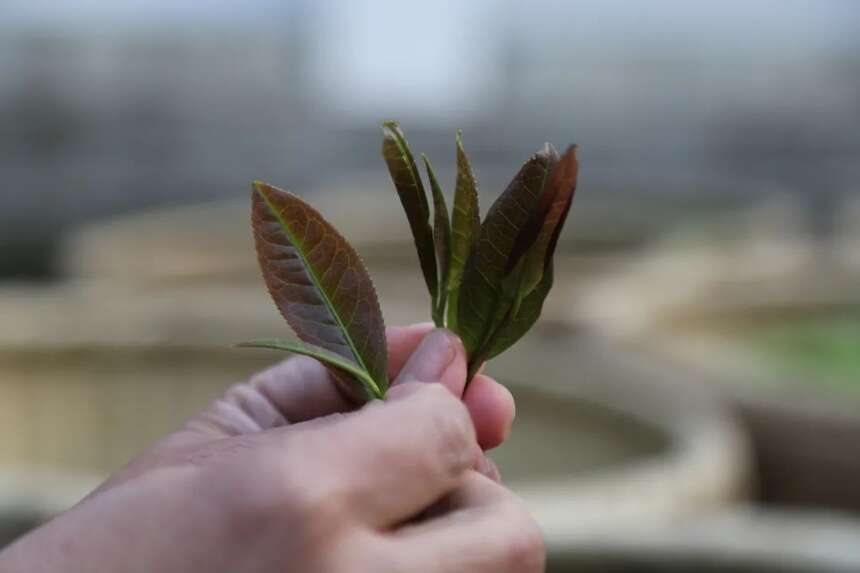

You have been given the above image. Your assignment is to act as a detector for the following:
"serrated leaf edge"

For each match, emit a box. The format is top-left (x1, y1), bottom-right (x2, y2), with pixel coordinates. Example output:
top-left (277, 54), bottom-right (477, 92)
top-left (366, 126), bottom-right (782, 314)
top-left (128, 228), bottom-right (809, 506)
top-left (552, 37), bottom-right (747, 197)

top-left (253, 181), bottom-right (385, 392)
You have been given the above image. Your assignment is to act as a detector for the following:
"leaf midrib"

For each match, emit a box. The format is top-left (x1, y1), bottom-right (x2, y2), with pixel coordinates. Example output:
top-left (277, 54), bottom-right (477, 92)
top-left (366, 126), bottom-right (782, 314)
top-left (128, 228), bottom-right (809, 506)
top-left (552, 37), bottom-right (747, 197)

top-left (469, 159), bottom-right (553, 356)
top-left (238, 338), bottom-right (382, 399)
top-left (258, 187), bottom-right (381, 395)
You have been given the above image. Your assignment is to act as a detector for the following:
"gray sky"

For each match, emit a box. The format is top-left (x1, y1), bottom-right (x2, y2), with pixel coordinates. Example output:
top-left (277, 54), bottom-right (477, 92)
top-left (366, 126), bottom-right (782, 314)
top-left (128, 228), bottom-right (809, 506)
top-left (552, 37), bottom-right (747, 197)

top-left (5, 0), bottom-right (857, 55)
top-left (4, 0), bottom-right (858, 122)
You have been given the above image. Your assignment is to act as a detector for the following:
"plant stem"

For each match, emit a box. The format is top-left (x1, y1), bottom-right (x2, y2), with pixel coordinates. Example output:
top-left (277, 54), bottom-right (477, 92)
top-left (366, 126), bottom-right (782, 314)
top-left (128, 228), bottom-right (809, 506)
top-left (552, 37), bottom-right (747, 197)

top-left (466, 357), bottom-right (483, 384)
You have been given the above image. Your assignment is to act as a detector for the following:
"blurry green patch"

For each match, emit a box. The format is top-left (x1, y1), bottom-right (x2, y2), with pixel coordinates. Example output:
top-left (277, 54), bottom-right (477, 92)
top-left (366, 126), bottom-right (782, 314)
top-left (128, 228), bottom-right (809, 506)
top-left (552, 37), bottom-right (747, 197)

top-left (739, 311), bottom-right (860, 395)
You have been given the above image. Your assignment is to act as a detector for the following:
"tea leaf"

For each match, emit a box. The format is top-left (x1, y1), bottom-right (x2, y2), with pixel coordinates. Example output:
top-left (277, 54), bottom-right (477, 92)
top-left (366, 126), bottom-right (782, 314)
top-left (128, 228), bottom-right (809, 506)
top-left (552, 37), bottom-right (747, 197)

top-left (237, 338), bottom-right (383, 399)
top-left (517, 145), bottom-right (578, 298)
top-left (474, 146), bottom-right (577, 366)
top-left (446, 131), bottom-right (480, 330)
top-left (381, 121), bottom-right (438, 304)
top-left (456, 146), bottom-right (556, 355)
top-left (484, 264), bottom-right (554, 361)
top-left (503, 143), bottom-right (560, 277)
top-left (422, 154), bottom-right (451, 327)
top-left (251, 181), bottom-right (389, 394)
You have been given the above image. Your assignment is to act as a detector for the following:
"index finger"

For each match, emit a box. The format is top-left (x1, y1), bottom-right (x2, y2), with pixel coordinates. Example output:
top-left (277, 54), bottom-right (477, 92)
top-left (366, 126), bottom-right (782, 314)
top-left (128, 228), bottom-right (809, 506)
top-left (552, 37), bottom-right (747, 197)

top-left (247, 323), bottom-right (437, 424)
top-left (281, 383), bottom-right (480, 528)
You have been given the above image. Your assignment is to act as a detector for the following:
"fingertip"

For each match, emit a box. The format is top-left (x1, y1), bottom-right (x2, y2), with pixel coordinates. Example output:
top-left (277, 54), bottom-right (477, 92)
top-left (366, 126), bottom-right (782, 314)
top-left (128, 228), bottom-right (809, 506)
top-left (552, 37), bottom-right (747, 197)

top-left (435, 330), bottom-right (468, 397)
top-left (463, 375), bottom-right (516, 450)
top-left (391, 329), bottom-right (467, 398)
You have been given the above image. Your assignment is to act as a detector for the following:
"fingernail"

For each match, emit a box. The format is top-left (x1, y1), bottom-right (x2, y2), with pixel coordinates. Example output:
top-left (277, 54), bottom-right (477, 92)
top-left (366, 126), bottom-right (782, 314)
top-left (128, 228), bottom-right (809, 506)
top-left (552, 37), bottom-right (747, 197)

top-left (397, 329), bottom-right (459, 384)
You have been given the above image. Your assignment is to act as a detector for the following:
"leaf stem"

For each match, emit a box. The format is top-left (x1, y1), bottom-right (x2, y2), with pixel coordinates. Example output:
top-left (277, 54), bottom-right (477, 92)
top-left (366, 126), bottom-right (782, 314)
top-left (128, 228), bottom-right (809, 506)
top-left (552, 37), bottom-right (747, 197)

top-left (464, 294), bottom-right (518, 385)
top-left (238, 339), bottom-right (384, 400)
top-left (466, 356), bottom-right (484, 383)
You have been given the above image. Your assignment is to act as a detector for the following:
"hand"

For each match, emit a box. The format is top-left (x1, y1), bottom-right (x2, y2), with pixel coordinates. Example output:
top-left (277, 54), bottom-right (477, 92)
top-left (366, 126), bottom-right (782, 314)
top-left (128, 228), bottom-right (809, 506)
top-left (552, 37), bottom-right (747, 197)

top-left (0, 324), bottom-right (545, 572)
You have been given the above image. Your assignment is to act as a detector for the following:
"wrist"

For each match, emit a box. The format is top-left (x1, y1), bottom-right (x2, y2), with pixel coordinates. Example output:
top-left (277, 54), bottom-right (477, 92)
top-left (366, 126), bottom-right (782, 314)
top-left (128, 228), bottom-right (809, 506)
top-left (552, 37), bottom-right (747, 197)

top-left (0, 466), bottom-right (216, 573)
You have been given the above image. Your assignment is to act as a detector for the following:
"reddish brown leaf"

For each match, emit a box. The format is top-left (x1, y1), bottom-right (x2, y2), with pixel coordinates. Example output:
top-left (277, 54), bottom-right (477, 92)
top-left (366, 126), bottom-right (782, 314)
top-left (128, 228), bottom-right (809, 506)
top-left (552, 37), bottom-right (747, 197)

top-left (519, 145), bottom-right (579, 296)
top-left (455, 146), bottom-right (556, 354)
top-left (251, 181), bottom-right (388, 395)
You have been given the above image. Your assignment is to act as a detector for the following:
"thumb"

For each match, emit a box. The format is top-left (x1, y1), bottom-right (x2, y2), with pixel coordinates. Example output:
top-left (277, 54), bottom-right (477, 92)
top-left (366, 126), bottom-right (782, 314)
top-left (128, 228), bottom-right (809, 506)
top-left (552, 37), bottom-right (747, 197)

top-left (389, 330), bottom-right (502, 482)
top-left (391, 329), bottom-right (468, 397)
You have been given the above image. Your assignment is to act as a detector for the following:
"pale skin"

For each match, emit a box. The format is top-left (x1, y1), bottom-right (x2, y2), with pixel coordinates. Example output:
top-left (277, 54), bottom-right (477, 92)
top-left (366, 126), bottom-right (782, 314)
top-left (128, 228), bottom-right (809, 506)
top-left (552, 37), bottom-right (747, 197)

top-left (0, 324), bottom-right (545, 572)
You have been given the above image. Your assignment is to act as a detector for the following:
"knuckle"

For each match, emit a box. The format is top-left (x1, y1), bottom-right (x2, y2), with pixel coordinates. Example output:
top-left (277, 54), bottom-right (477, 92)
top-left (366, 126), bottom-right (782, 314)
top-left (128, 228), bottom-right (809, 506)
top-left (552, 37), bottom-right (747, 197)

top-left (246, 361), bottom-right (284, 388)
top-left (209, 440), bottom-right (317, 518)
top-left (418, 384), bottom-right (472, 432)
top-left (226, 382), bottom-right (261, 408)
top-left (416, 380), bottom-right (455, 403)
top-left (184, 432), bottom-right (356, 552)
top-left (275, 461), bottom-right (339, 523)
top-left (424, 406), bottom-right (475, 476)
top-left (319, 533), bottom-right (388, 573)
top-left (247, 458), bottom-right (348, 544)
top-left (435, 406), bottom-right (471, 450)
top-left (390, 384), bottom-right (476, 480)
top-left (293, 485), bottom-right (344, 530)
top-left (501, 504), bottom-right (546, 572)
top-left (396, 380), bottom-right (446, 402)
top-left (199, 453), bottom-right (276, 527)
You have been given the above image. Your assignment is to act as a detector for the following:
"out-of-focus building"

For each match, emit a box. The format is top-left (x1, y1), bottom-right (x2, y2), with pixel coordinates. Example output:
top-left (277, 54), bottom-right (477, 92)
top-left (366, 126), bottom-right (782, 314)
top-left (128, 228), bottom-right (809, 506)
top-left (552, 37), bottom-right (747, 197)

top-left (1, 0), bottom-right (858, 277)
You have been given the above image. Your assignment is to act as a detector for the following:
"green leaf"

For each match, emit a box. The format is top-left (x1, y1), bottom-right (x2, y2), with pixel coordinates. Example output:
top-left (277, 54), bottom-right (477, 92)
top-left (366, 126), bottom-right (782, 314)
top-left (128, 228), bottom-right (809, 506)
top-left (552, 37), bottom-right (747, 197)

top-left (473, 146), bottom-right (578, 365)
top-left (422, 154), bottom-right (451, 327)
top-left (456, 145), bottom-right (557, 356)
top-left (251, 181), bottom-right (389, 396)
top-left (381, 121), bottom-right (438, 304)
top-left (484, 263), bottom-right (554, 361)
top-left (517, 145), bottom-right (578, 298)
top-left (237, 338), bottom-right (383, 400)
top-left (446, 131), bottom-right (481, 331)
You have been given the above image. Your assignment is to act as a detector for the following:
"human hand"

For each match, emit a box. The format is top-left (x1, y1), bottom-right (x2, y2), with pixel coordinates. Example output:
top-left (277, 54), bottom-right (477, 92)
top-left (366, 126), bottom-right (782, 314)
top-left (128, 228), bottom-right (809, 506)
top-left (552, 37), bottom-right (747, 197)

top-left (0, 324), bottom-right (545, 572)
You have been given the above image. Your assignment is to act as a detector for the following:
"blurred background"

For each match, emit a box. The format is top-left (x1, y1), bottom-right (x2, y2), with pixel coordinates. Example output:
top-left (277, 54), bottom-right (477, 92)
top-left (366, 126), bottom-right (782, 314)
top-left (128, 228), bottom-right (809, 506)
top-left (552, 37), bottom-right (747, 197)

top-left (1, 0), bottom-right (859, 570)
